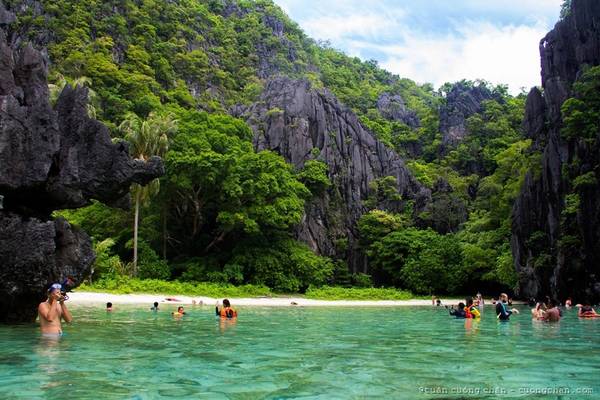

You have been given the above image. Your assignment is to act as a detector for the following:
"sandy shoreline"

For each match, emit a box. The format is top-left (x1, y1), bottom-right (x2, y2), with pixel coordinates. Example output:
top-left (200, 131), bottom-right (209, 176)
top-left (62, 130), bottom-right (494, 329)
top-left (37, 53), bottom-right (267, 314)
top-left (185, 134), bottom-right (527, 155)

top-left (68, 292), bottom-right (480, 307)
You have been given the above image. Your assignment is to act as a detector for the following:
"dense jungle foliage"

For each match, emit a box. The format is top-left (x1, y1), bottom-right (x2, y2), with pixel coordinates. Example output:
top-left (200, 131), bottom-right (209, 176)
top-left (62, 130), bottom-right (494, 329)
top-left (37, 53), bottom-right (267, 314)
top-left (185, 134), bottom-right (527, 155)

top-left (6, 0), bottom-right (549, 295)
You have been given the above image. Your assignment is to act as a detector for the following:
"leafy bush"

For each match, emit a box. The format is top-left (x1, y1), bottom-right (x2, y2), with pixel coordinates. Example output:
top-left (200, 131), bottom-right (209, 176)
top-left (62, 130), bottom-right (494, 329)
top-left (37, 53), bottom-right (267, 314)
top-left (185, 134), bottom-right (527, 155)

top-left (351, 273), bottom-right (373, 288)
top-left (305, 286), bottom-right (420, 300)
top-left (368, 228), bottom-right (464, 294)
top-left (297, 160), bottom-right (331, 195)
top-left (230, 238), bottom-right (334, 292)
top-left (79, 276), bottom-right (271, 298)
top-left (92, 238), bottom-right (127, 279)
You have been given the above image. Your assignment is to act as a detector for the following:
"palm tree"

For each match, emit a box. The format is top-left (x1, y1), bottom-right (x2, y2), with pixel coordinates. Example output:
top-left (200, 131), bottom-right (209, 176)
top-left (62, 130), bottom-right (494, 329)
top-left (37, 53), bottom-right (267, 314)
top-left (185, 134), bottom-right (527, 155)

top-left (119, 112), bottom-right (176, 275)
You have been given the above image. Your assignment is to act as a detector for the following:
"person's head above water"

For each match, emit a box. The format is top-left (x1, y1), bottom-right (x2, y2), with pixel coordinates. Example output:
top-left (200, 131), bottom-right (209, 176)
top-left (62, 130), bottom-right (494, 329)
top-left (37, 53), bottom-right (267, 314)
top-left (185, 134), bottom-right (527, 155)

top-left (177, 306), bottom-right (184, 313)
top-left (466, 297), bottom-right (473, 307)
top-left (153, 302), bottom-right (159, 308)
top-left (106, 302), bottom-right (113, 310)
top-left (458, 302), bottom-right (465, 309)
top-left (500, 293), bottom-right (509, 303)
top-left (48, 283), bottom-right (62, 294)
top-left (223, 299), bottom-right (231, 308)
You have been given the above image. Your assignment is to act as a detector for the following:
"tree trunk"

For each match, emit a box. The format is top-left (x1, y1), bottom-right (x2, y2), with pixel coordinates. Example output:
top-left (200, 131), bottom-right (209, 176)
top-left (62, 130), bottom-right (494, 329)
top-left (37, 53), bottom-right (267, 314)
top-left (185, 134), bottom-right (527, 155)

top-left (162, 205), bottom-right (167, 260)
top-left (133, 189), bottom-right (141, 276)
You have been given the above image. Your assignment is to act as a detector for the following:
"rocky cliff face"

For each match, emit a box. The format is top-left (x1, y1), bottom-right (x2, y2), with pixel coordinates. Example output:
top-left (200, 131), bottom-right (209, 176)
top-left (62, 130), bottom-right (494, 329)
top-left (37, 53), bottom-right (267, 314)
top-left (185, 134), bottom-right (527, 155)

top-left (237, 77), bottom-right (430, 272)
top-left (376, 92), bottom-right (420, 128)
top-left (0, 5), bottom-right (163, 322)
top-left (439, 81), bottom-right (500, 147)
top-left (511, 0), bottom-right (600, 302)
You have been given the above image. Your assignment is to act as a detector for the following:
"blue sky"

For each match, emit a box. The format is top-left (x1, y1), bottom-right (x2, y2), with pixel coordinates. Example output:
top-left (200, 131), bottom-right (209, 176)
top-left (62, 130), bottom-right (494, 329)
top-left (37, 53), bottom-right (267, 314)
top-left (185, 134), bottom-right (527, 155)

top-left (274, 0), bottom-right (563, 94)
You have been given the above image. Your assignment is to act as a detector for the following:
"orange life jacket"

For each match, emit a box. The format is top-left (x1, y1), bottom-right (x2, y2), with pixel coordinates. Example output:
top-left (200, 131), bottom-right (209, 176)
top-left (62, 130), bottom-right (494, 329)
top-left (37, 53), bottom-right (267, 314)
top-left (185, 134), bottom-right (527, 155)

top-left (464, 306), bottom-right (473, 318)
top-left (220, 307), bottom-right (237, 319)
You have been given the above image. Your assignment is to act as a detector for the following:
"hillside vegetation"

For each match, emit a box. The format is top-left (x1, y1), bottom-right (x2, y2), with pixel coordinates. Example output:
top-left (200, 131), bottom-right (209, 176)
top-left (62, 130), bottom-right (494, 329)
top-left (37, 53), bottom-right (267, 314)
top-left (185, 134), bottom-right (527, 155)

top-left (7, 0), bottom-right (540, 295)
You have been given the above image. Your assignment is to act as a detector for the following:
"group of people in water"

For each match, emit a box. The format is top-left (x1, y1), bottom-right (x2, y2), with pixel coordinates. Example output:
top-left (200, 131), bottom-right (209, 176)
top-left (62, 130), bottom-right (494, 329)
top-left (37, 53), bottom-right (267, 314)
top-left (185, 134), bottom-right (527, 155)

top-left (436, 292), bottom-right (600, 322)
top-left (39, 281), bottom-right (600, 334)
top-left (38, 281), bottom-right (238, 335)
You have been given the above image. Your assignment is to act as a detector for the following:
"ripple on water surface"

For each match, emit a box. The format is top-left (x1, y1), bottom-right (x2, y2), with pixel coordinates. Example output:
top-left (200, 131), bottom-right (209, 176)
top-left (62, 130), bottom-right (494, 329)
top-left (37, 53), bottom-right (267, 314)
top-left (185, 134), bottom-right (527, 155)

top-left (0, 305), bottom-right (599, 399)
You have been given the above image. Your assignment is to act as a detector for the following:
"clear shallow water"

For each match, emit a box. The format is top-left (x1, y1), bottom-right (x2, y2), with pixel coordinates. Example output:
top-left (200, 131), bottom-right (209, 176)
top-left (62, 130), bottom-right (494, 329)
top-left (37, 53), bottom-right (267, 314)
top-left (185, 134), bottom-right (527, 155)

top-left (0, 305), bottom-right (599, 399)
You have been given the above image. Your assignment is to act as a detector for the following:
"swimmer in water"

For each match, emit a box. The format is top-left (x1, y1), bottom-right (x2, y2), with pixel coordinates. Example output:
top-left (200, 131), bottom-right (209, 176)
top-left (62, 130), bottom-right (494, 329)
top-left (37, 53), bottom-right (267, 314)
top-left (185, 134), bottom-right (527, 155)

top-left (531, 302), bottom-right (545, 320)
top-left (216, 299), bottom-right (237, 319)
top-left (173, 306), bottom-right (186, 317)
top-left (577, 304), bottom-right (599, 317)
top-left (38, 283), bottom-right (72, 335)
top-left (564, 297), bottom-right (572, 308)
top-left (496, 293), bottom-right (519, 321)
top-left (542, 300), bottom-right (561, 322)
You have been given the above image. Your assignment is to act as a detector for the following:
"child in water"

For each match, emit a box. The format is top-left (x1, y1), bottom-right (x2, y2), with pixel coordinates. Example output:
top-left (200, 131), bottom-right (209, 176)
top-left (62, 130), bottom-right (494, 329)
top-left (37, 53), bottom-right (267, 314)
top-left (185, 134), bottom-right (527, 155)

top-left (173, 306), bottom-right (186, 317)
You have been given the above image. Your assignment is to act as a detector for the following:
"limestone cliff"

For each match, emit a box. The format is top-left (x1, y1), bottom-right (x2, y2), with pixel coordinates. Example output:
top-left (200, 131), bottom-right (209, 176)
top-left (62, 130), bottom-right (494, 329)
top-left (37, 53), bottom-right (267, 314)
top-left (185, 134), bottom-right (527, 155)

top-left (0, 5), bottom-right (163, 322)
top-left (237, 77), bottom-right (430, 273)
top-left (439, 81), bottom-right (501, 148)
top-left (511, 0), bottom-right (600, 302)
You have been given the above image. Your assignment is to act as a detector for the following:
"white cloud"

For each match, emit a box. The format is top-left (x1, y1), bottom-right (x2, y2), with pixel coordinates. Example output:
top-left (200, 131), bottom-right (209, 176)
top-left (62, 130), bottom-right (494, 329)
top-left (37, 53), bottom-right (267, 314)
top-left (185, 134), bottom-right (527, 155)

top-left (273, 0), bottom-right (559, 94)
top-left (300, 8), bottom-right (405, 42)
top-left (462, 0), bottom-right (563, 16)
top-left (373, 21), bottom-right (548, 93)
top-left (301, 15), bottom-right (389, 42)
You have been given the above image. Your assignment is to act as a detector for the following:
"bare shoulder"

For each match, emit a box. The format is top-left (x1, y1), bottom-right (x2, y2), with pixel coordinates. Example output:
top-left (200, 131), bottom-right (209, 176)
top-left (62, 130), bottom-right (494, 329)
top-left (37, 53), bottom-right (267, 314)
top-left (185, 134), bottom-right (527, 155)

top-left (38, 301), bottom-right (49, 310)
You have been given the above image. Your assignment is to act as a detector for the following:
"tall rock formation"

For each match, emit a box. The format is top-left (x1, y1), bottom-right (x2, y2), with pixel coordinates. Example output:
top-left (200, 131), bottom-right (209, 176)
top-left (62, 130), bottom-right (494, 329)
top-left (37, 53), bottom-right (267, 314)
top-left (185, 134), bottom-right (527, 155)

top-left (0, 6), bottom-right (163, 322)
top-left (237, 77), bottom-right (430, 273)
top-left (511, 0), bottom-right (600, 302)
top-left (376, 92), bottom-right (420, 128)
top-left (439, 81), bottom-right (501, 147)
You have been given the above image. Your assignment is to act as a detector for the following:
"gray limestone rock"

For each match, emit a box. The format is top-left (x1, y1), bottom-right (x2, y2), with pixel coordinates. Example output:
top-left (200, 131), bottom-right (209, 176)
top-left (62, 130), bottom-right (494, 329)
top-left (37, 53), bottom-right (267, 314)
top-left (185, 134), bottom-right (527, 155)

top-left (511, 0), bottom-right (600, 302)
top-left (439, 82), bottom-right (501, 147)
top-left (238, 77), bottom-right (430, 273)
top-left (0, 12), bottom-right (164, 322)
top-left (376, 92), bottom-right (420, 128)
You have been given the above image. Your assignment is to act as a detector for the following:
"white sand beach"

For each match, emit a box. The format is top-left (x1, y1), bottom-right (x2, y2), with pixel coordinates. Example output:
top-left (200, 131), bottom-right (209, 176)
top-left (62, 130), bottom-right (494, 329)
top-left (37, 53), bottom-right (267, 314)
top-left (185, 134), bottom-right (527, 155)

top-left (68, 292), bottom-right (476, 307)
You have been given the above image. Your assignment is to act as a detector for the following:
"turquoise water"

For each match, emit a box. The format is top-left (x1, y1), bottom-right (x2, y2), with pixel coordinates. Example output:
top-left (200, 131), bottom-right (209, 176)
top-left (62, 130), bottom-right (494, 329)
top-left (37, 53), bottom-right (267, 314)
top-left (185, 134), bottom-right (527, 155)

top-left (0, 304), bottom-right (599, 399)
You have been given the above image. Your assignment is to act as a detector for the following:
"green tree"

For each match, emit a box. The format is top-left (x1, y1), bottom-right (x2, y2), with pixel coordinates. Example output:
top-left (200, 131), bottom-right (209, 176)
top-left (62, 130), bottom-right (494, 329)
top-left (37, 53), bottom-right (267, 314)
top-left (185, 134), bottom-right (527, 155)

top-left (120, 112), bottom-right (176, 275)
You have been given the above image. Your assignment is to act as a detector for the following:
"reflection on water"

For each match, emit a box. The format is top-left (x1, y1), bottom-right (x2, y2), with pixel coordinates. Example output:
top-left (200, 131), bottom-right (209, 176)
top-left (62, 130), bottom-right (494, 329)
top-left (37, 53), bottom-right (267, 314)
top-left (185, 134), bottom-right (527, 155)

top-left (0, 305), bottom-right (599, 399)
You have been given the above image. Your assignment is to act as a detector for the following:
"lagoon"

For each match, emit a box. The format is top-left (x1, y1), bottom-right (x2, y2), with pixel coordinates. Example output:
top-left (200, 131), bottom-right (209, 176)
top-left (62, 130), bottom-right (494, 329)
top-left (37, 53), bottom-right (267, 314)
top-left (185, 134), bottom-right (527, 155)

top-left (0, 305), bottom-right (599, 399)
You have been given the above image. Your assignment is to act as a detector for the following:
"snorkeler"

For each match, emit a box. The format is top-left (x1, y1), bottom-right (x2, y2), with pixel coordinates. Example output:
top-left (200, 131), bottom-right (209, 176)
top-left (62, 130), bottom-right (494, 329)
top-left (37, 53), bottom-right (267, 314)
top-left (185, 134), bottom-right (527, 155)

top-left (216, 299), bottom-right (237, 319)
top-left (38, 283), bottom-right (72, 334)
top-left (496, 293), bottom-right (519, 321)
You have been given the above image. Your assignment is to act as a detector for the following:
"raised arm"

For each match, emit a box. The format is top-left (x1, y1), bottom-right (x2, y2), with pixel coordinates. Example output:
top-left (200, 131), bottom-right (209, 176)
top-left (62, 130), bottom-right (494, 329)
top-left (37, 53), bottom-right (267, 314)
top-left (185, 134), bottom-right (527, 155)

top-left (60, 299), bottom-right (73, 323)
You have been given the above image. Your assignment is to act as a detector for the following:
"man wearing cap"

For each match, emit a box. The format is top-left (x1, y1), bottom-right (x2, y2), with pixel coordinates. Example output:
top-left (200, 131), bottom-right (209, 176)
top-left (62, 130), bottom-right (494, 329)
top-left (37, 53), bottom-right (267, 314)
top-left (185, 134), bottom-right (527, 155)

top-left (38, 283), bottom-right (72, 334)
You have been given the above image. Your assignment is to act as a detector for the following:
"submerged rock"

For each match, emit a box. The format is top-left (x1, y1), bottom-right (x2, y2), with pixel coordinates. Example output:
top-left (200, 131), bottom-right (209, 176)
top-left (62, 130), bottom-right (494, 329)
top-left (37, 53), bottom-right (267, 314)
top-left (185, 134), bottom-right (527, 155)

top-left (511, 0), bottom-right (600, 302)
top-left (0, 6), bottom-right (164, 322)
